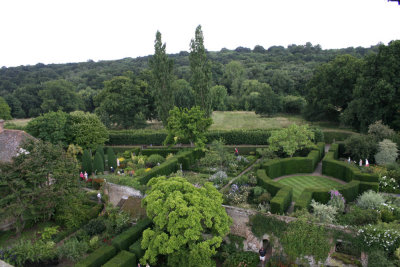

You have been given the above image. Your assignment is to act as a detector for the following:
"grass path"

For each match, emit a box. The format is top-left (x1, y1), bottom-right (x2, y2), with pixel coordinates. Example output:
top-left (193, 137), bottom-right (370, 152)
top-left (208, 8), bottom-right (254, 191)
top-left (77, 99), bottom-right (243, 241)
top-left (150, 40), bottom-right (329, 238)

top-left (276, 175), bottom-right (343, 201)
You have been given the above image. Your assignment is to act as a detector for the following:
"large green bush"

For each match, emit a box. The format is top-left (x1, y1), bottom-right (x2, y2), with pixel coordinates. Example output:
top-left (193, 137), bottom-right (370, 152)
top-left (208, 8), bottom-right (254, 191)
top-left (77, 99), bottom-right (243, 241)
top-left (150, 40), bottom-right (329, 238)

top-left (74, 245), bottom-right (117, 267)
top-left (102, 250), bottom-right (136, 267)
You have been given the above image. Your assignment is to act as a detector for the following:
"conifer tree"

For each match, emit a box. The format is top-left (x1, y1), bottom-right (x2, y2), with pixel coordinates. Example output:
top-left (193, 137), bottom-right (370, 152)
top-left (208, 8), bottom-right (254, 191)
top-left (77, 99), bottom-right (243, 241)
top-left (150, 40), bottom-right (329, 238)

top-left (107, 147), bottom-right (117, 170)
top-left (149, 31), bottom-right (174, 125)
top-left (189, 25), bottom-right (212, 117)
top-left (96, 145), bottom-right (105, 164)
top-left (82, 149), bottom-right (93, 175)
top-left (93, 150), bottom-right (104, 174)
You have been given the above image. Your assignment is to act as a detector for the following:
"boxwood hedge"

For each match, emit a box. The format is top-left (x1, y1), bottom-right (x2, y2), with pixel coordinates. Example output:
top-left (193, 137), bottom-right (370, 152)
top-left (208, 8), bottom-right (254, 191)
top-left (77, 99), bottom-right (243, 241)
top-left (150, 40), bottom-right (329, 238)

top-left (74, 245), bottom-right (117, 267)
top-left (111, 218), bottom-right (152, 251)
top-left (129, 239), bottom-right (145, 260)
top-left (102, 250), bottom-right (136, 267)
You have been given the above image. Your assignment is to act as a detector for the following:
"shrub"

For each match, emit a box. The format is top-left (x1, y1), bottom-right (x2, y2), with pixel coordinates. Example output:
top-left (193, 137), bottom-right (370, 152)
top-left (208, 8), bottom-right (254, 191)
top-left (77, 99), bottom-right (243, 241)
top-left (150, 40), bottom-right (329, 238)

top-left (57, 237), bottom-right (89, 262)
top-left (311, 200), bottom-right (337, 224)
top-left (356, 190), bottom-right (385, 210)
top-left (102, 250), bottom-right (136, 267)
top-left (10, 239), bottom-right (58, 267)
top-left (107, 147), bottom-right (117, 169)
top-left (375, 139), bottom-right (398, 166)
top-left (82, 149), bottom-right (93, 175)
top-left (222, 251), bottom-right (259, 267)
top-left (146, 154), bottom-right (165, 167)
top-left (111, 218), bottom-right (152, 251)
top-left (368, 120), bottom-right (395, 141)
top-left (328, 189), bottom-right (345, 213)
top-left (74, 245), bottom-right (117, 267)
top-left (93, 150), bottom-right (104, 174)
top-left (128, 239), bottom-right (145, 259)
top-left (270, 186), bottom-right (293, 214)
top-left (83, 218), bottom-right (106, 237)
top-left (358, 223), bottom-right (400, 253)
top-left (379, 175), bottom-right (399, 193)
top-left (344, 134), bottom-right (377, 162)
top-left (338, 205), bottom-right (380, 226)
top-left (367, 250), bottom-right (395, 267)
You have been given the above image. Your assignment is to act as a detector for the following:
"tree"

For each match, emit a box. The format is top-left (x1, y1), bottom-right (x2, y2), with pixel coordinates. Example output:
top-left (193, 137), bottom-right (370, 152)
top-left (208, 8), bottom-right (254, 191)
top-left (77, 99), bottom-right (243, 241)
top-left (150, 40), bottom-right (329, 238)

top-left (375, 139), bottom-right (398, 166)
top-left (39, 79), bottom-right (83, 113)
top-left (164, 106), bottom-right (212, 149)
top-left (368, 120), bottom-right (395, 142)
top-left (141, 176), bottom-right (232, 266)
top-left (81, 149), bottom-right (93, 175)
top-left (210, 85), bottom-right (227, 111)
top-left (4, 94), bottom-right (25, 118)
top-left (94, 75), bottom-right (147, 129)
top-left (149, 31), bottom-right (175, 125)
top-left (344, 134), bottom-right (377, 161)
top-left (304, 55), bottom-right (363, 122)
top-left (172, 79), bottom-right (195, 109)
top-left (93, 150), bottom-right (104, 174)
top-left (107, 147), bottom-right (117, 170)
top-left (65, 111), bottom-right (109, 150)
top-left (26, 110), bottom-right (69, 146)
top-left (13, 84), bottom-right (42, 117)
top-left (0, 140), bottom-right (79, 234)
top-left (222, 61), bottom-right (246, 96)
top-left (78, 86), bottom-right (98, 112)
top-left (0, 96), bottom-right (12, 120)
top-left (268, 124), bottom-right (315, 157)
top-left (254, 83), bottom-right (282, 116)
top-left (189, 25), bottom-right (212, 117)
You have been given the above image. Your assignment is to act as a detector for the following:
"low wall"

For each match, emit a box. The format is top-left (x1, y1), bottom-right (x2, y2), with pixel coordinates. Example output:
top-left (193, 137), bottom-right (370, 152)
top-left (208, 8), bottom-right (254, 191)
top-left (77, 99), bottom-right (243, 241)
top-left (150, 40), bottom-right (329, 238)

top-left (104, 182), bottom-right (143, 206)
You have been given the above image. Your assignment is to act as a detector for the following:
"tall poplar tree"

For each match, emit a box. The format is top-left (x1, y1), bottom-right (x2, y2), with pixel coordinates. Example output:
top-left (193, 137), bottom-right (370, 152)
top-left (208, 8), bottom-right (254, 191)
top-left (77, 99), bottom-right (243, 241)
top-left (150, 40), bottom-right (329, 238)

top-left (189, 25), bottom-right (212, 117)
top-left (149, 31), bottom-right (174, 125)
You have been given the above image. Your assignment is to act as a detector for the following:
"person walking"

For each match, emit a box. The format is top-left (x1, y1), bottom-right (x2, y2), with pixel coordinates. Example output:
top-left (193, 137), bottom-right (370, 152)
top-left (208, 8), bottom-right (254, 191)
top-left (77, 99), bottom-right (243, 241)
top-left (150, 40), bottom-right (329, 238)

top-left (80, 171), bottom-right (84, 180)
top-left (259, 246), bottom-right (266, 263)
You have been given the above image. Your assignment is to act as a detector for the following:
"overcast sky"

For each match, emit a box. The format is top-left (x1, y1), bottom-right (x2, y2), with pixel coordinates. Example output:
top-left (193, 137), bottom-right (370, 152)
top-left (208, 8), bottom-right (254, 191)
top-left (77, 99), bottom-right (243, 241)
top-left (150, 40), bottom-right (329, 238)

top-left (0, 0), bottom-right (399, 67)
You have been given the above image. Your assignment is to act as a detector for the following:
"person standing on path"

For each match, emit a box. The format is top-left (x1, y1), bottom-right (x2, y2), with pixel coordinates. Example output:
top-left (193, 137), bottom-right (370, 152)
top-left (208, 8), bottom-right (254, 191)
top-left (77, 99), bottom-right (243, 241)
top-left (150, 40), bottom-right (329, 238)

top-left (259, 246), bottom-right (266, 263)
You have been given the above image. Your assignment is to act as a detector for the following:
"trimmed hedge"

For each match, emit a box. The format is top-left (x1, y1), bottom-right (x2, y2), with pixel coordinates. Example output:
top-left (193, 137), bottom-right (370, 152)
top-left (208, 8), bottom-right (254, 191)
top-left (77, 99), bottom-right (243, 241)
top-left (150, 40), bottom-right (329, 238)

top-left (322, 152), bottom-right (379, 183)
top-left (270, 186), bottom-right (293, 214)
top-left (138, 149), bottom-right (205, 185)
top-left (338, 180), bottom-right (360, 202)
top-left (102, 250), bottom-right (136, 267)
top-left (359, 181), bottom-right (379, 194)
top-left (111, 218), bottom-right (152, 251)
top-left (140, 148), bottom-right (179, 157)
top-left (129, 239), bottom-right (145, 259)
top-left (107, 130), bottom-right (167, 146)
top-left (323, 131), bottom-right (355, 144)
top-left (74, 245), bottom-right (117, 267)
top-left (294, 190), bottom-right (313, 211)
top-left (329, 143), bottom-right (339, 160)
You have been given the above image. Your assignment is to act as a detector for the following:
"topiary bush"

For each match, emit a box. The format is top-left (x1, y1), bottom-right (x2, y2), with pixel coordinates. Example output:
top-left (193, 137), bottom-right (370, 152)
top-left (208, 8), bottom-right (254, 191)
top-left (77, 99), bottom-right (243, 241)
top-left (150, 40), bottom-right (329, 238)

top-left (146, 154), bottom-right (165, 168)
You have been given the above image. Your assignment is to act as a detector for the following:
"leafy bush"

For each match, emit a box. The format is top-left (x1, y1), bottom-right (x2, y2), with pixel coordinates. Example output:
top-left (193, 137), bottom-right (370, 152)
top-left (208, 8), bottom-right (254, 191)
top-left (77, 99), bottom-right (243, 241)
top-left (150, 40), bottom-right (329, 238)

top-left (9, 239), bottom-right (58, 266)
top-left (375, 139), bottom-right (398, 166)
top-left (226, 184), bottom-right (251, 205)
top-left (344, 134), bottom-right (377, 162)
top-left (83, 218), bottom-right (106, 237)
top-left (222, 251), bottom-right (259, 267)
top-left (368, 120), bottom-right (395, 142)
top-left (338, 205), bottom-right (379, 226)
top-left (57, 237), bottom-right (89, 262)
top-left (379, 175), bottom-right (399, 193)
top-left (356, 190), bottom-right (385, 210)
top-left (367, 250), bottom-right (395, 267)
top-left (146, 153), bottom-right (165, 167)
top-left (358, 223), bottom-right (400, 253)
top-left (311, 200), bottom-right (337, 224)
top-left (328, 189), bottom-right (345, 213)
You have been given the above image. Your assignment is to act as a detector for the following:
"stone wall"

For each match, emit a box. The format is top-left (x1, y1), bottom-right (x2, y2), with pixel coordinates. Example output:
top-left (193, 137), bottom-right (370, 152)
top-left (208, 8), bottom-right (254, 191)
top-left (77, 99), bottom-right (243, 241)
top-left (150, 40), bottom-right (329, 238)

top-left (104, 182), bottom-right (143, 206)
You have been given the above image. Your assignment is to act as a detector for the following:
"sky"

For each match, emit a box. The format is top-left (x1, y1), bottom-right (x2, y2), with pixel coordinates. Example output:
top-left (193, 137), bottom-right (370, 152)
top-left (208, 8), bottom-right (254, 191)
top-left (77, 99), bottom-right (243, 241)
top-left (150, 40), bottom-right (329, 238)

top-left (0, 0), bottom-right (399, 67)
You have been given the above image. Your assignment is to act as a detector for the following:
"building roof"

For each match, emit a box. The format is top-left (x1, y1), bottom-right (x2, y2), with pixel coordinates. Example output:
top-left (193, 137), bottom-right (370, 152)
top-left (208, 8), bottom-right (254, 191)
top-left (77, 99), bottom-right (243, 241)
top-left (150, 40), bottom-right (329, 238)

top-left (0, 129), bottom-right (34, 163)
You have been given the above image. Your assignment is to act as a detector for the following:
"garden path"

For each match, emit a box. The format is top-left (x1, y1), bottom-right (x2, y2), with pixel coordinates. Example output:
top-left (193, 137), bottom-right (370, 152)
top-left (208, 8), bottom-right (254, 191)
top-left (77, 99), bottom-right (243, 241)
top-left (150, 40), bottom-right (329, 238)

top-left (221, 158), bottom-right (263, 191)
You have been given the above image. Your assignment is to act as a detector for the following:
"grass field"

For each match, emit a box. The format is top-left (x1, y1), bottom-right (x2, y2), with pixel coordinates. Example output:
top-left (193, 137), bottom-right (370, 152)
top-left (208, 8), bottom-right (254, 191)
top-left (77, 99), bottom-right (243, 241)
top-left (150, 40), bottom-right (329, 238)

top-left (276, 175), bottom-right (343, 201)
top-left (210, 111), bottom-right (306, 130)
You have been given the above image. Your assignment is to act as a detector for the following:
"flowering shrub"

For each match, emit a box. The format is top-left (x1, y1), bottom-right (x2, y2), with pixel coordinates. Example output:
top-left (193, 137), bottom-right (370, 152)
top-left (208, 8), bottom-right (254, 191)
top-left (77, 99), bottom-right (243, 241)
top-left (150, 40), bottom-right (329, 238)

top-left (311, 200), bottom-right (337, 224)
top-left (356, 190), bottom-right (385, 210)
top-left (379, 175), bottom-right (399, 193)
top-left (209, 171), bottom-right (228, 187)
top-left (328, 190), bottom-right (345, 213)
top-left (358, 224), bottom-right (400, 253)
top-left (226, 184), bottom-right (250, 205)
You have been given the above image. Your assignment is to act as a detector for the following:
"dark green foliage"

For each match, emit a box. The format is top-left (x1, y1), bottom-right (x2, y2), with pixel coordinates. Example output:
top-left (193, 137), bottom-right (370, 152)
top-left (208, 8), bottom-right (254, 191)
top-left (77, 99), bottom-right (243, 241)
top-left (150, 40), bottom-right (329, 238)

top-left (107, 130), bottom-right (168, 146)
top-left (359, 181), bottom-right (379, 194)
top-left (249, 213), bottom-right (287, 238)
top-left (111, 218), bottom-right (152, 251)
top-left (0, 96), bottom-right (12, 119)
top-left (93, 150), bottom-right (104, 173)
top-left (128, 239), bottom-right (145, 259)
top-left (83, 218), bottom-right (106, 237)
top-left (344, 134), bottom-right (377, 161)
top-left (146, 154), bottom-right (166, 167)
top-left (222, 251), bottom-right (259, 267)
top-left (338, 180), bottom-right (360, 202)
top-left (294, 191), bottom-right (313, 211)
top-left (270, 186), bottom-right (293, 214)
top-left (75, 245), bottom-right (117, 267)
top-left (102, 250), bottom-right (136, 267)
top-left (82, 149), bottom-right (93, 175)
top-left (367, 250), bottom-right (395, 267)
top-left (323, 131), bottom-right (354, 144)
top-left (329, 143), bottom-right (339, 159)
top-left (139, 148), bottom-right (179, 157)
top-left (107, 147), bottom-right (117, 169)
top-left (96, 145), bottom-right (105, 163)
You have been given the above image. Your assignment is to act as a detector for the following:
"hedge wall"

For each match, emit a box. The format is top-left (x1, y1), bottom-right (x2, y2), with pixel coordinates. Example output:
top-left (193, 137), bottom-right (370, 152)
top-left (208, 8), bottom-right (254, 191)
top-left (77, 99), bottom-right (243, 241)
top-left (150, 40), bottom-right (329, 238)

top-left (294, 191), bottom-right (313, 211)
top-left (323, 131), bottom-right (355, 144)
top-left (102, 250), bottom-right (136, 267)
top-left (129, 239), bottom-right (145, 260)
top-left (270, 186), bottom-right (293, 214)
top-left (140, 148), bottom-right (179, 157)
top-left (322, 152), bottom-right (379, 183)
top-left (108, 129), bottom-right (277, 146)
top-left (359, 181), bottom-right (379, 194)
top-left (111, 218), bottom-right (152, 251)
top-left (75, 245), bottom-right (117, 267)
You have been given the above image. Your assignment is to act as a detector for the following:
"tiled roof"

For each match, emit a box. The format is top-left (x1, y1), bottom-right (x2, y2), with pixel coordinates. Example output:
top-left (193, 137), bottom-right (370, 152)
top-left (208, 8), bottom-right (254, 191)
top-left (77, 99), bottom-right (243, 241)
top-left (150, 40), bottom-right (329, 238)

top-left (0, 129), bottom-right (34, 162)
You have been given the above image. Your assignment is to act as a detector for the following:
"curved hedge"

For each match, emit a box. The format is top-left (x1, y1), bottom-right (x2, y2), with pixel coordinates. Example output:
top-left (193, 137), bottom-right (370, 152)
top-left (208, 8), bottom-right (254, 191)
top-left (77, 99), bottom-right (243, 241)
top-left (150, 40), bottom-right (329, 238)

top-left (111, 218), bottom-right (152, 251)
top-left (323, 130), bottom-right (355, 144)
top-left (102, 250), bottom-right (136, 267)
top-left (262, 142), bottom-right (325, 179)
top-left (74, 245), bottom-right (117, 267)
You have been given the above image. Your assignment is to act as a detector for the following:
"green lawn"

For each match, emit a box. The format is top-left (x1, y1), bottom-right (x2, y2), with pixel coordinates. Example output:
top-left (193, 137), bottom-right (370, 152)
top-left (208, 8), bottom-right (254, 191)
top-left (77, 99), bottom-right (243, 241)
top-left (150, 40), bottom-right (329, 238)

top-left (210, 111), bottom-right (305, 130)
top-left (276, 176), bottom-right (343, 201)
